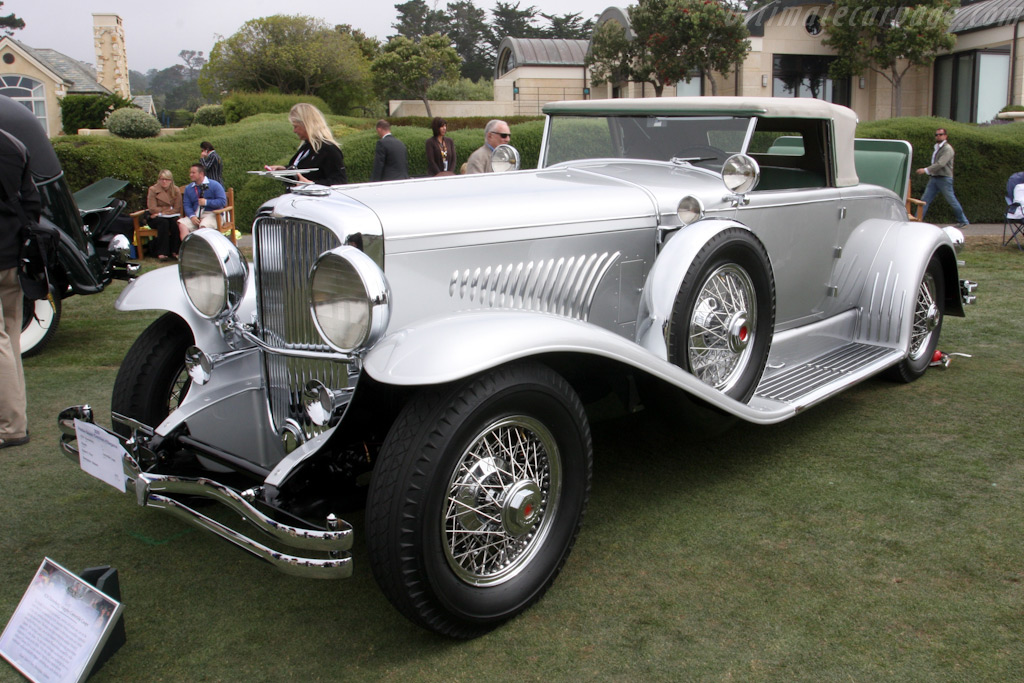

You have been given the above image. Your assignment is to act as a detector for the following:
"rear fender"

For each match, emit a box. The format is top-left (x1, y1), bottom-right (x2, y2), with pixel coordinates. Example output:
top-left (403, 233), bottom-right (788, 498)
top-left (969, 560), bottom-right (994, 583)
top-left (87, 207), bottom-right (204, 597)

top-left (843, 219), bottom-right (962, 350)
top-left (635, 218), bottom-right (759, 359)
top-left (115, 265), bottom-right (257, 352)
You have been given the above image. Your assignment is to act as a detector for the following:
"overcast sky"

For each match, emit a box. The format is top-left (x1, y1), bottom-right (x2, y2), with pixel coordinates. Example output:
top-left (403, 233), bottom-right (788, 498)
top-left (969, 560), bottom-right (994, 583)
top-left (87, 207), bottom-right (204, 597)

top-left (12, 0), bottom-right (616, 74)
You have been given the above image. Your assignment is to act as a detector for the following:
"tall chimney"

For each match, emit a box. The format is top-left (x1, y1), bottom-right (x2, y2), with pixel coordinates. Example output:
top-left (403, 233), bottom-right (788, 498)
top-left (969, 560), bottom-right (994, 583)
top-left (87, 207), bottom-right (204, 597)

top-left (92, 13), bottom-right (131, 98)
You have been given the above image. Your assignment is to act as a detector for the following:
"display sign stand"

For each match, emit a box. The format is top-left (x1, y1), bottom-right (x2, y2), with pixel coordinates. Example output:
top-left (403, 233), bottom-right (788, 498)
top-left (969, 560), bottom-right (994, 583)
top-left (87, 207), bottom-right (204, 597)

top-left (77, 566), bottom-right (126, 676)
top-left (0, 558), bottom-right (126, 683)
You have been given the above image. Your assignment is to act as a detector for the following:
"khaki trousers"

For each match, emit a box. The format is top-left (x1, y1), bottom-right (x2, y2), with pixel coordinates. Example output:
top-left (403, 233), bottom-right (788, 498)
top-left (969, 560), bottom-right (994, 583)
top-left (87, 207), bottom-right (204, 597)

top-left (0, 267), bottom-right (27, 439)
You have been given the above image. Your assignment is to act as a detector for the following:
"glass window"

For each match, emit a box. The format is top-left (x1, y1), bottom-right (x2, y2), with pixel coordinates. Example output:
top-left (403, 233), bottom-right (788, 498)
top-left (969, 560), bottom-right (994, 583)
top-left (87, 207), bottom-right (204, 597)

top-left (772, 54), bottom-right (850, 107)
top-left (977, 52), bottom-right (1010, 123)
top-left (0, 74), bottom-right (47, 134)
top-left (933, 49), bottom-right (1009, 123)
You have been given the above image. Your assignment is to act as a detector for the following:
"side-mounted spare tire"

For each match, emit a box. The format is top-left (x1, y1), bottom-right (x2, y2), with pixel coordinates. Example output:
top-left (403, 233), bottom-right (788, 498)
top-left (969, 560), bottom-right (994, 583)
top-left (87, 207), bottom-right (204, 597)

top-left (111, 312), bottom-right (194, 436)
top-left (668, 228), bottom-right (775, 403)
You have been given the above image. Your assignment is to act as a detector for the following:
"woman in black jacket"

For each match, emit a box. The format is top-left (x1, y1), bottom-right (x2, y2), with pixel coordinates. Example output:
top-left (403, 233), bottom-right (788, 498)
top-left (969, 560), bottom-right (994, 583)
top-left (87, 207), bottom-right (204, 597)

top-left (269, 103), bottom-right (347, 185)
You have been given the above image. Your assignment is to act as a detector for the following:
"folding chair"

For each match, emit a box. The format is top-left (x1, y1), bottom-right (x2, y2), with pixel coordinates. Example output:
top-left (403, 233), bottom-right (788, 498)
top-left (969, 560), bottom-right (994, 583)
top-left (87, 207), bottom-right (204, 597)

top-left (1004, 171), bottom-right (1024, 249)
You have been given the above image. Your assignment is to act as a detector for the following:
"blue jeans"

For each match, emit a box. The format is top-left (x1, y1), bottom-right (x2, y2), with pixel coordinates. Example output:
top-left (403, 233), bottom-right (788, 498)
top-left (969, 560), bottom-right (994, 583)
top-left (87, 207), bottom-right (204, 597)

top-left (920, 175), bottom-right (969, 225)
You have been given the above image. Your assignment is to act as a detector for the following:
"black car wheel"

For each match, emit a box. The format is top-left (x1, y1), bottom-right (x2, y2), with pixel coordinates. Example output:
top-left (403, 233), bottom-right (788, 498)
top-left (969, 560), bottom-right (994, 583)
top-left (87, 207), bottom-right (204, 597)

top-left (20, 289), bottom-right (61, 357)
top-left (111, 312), bottom-right (193, 436)
top-left (668, 228), bottom-right (775, 402)
top-left (366, 361), bottom-right (592, 638)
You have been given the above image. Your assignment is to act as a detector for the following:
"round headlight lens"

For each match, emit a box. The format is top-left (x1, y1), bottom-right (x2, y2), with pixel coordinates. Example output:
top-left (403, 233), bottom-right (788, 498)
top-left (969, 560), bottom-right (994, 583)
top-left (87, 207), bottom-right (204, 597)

top-left (722, 154), bottom-right (761, 194)
top-left (491, 144), bottom-right (521, 173)
top-left (676, 195), bottom-right (705, 225)
top-left (179, 230), bottom-right (249, 319)
top-left (310, 247), bottom-right (390, 353)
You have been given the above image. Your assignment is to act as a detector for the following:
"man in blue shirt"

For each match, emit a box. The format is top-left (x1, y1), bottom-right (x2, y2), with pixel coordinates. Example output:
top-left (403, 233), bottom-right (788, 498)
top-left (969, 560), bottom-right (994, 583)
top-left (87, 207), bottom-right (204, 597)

top-left (177, 163), bottom-right (226, 241)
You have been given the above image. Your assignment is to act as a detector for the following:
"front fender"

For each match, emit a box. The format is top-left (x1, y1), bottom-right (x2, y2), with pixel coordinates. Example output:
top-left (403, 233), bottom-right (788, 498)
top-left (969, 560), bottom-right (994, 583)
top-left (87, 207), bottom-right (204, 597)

top-left (362, 310), bottom-right (796, 425)
top-left (635, 218), bottom-right (757, 359)
top-left (115, 264), bottom-right (257, 351)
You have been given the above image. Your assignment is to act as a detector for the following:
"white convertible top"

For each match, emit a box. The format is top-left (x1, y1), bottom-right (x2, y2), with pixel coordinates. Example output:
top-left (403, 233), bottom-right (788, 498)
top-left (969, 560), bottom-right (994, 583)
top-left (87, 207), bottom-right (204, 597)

top-left (543, 96), bottom-right (860, 187)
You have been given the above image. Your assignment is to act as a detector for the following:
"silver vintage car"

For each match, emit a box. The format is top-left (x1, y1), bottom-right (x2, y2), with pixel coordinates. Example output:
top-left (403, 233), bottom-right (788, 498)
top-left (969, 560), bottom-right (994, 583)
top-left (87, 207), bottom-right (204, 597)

top-left (60, 97), bottom-right (974, 638)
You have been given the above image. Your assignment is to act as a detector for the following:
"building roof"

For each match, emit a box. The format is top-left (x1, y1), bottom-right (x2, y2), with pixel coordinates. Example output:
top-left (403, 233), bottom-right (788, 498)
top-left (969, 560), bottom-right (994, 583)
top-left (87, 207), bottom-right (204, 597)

top-left (745, 0), bottom-right (824, 38)
top-left (495, 37), bottom-right (590, 79)
top-left (8, 38), bottom-right (109, 94)
top-left (950, 0), bottom-right (1024, 34)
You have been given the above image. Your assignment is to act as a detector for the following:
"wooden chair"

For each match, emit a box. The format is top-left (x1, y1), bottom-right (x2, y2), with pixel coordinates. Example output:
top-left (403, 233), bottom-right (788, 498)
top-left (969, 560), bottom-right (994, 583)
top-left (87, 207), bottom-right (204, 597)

top-left (906, 181), bottom-right (925, 222)
top-left (131, 186), bottom-right (236, 257)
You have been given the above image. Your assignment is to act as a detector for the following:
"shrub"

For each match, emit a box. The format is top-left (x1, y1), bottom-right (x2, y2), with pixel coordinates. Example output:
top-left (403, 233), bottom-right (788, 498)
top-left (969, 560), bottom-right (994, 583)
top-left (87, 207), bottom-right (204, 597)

top-left (105, 108), bottom-right (162, 138)
top-left (193, 105), bottom-right (226, 126)
top-left (60, 93), bottom-right (135, 133)
top-left (426, 78), bottom-right (494, 102)
top-left (1000, 104), bottom-right (1024, 113)
top-left (221, 92), bottom-right (333, 123)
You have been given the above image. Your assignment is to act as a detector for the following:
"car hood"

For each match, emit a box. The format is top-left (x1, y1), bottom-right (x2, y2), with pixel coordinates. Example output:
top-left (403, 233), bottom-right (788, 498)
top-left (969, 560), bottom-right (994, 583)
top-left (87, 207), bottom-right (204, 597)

top-left (329, 166), bottom-right (671, 254)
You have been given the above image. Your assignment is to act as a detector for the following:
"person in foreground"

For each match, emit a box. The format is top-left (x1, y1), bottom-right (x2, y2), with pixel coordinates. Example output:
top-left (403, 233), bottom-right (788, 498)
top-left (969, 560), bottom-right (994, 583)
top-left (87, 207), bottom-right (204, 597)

top-left (916, 127), bottom-right (969, 228)
top-left (177, 163), bottom-right (226, 242)
top-left (425, 117), bottom-right (456, 176)
top-left (0, 128), bottom-right (40, 449)
top-left (267, 103), bottom-right (347, 185)
top-left (146, 169), bottom-right (182, 260)
top-left (370, 120), bottom-right (409, 181)
top-left (465, 119), bottom-right (511, 174)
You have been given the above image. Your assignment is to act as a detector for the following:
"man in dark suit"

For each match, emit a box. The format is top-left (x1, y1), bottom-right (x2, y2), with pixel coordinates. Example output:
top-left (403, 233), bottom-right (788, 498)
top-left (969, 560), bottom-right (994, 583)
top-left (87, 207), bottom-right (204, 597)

top-left (371, 120), bottom-right (409, 181)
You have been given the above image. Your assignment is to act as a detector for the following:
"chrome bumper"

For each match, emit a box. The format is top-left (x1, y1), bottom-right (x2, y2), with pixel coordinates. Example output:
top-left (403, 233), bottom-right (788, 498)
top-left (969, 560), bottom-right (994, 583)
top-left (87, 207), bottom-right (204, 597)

top-left (58, 406), bottom-right (353, 579)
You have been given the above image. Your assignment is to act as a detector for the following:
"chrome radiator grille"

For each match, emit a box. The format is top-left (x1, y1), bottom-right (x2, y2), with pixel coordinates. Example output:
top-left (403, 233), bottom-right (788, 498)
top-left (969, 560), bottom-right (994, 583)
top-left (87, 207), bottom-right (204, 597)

top-left (254, 218), bottom-right (347, 434)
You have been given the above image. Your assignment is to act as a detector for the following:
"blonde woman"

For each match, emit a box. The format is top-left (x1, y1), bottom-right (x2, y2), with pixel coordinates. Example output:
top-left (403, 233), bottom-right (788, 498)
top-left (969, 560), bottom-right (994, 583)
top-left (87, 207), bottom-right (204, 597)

top-left (267, 103), bottom-right (347, 185)
top-left (146, 169), bottom-right (182, 260)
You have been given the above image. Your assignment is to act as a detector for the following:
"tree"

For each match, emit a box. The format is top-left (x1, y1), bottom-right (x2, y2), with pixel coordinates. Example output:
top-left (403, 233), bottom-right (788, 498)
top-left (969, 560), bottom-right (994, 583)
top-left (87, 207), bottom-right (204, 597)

top-left (446, 1), bottom-right (494, 81)
top-left (202, 15), bottom-right (370, 112)
top-left (179, 50), bottom-right (207, 80)
top-left (371, 33), bottom-right (461, 117)
top-left (0, 1), bottom-right (24, 36)
top-left (823, 0), bottom-right (957, 117)
top-left (490, 1), bottom-right (544, 53)
top-left (392, 0), bottom-right (449, 39)
top-left (587, 0), bottom-right (750, 97)
top-left (540, 12), bottom-right (596, 40)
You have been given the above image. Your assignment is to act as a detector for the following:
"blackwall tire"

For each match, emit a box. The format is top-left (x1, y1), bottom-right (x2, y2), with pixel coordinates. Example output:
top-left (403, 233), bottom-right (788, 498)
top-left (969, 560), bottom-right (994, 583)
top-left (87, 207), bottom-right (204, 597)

top-left (20, 290), bottom-right (61, 357)
top-left (111, 313), bottom-right (193, 437)
top-left (668, 228), bottom-right (775, 402)
top-left (886, 255), bottom-right (945, 383)
top-left (365, 361), bottom-right (592, 638)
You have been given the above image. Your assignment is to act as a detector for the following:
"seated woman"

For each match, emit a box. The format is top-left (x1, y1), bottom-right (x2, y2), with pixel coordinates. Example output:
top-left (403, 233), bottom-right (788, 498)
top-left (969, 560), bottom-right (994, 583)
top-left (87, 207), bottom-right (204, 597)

top-left (147, 169), bottom-right (182, 260)
top-left (1008, 180), bottom-right (1024, 219)
top-left (267, 103), bottom-right (347, 185)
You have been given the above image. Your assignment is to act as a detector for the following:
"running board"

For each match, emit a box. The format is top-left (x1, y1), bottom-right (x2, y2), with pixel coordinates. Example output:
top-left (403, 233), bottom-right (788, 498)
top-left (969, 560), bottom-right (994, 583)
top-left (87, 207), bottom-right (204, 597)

top-left (750, 342), bottom-right (904, 413)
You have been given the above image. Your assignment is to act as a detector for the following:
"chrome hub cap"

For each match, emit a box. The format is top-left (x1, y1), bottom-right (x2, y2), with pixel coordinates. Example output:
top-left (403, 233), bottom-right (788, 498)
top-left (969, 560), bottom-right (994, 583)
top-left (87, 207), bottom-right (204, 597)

top-left (688, 264), bottom-right (757, 392)
top-left (444, 416), bottom-right (561, 586)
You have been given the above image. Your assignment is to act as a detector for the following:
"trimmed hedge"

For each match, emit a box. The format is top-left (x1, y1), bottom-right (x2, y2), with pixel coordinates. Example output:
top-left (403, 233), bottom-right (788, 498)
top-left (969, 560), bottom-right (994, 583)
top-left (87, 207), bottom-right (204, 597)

top-left (857, 117), bottom-right (1024, 223)
top-left (221, 92), bottom-right (333, 123)
top-left (193, 105), bottom-right (226, 126)
top-left (105, 108), bottom-right (161, 138)
top-left (59, 93), bottom-right (135, 133)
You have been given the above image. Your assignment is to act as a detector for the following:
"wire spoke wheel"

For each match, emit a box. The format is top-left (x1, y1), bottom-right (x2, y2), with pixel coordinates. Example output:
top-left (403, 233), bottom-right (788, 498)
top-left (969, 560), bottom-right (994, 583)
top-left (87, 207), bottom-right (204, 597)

top-left (908, 270), bottom-right (940, 361)
top-left (687, 264), bottom-right (756, 393)
top-left (444, 417), bottom-right (561, 585)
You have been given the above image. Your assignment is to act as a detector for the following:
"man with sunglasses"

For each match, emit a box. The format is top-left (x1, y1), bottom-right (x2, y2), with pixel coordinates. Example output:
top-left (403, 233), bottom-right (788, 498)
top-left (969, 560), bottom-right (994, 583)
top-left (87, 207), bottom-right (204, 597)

top-left (915, 128), bottom-right (969, 228)
top-left (465, 120), bottom-right (511, 174)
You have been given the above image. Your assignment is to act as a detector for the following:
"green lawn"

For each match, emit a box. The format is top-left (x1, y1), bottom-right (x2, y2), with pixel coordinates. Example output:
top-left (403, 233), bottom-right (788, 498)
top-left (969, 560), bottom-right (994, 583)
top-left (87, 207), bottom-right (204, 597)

top-left (2, 239), bottom-right (1022, 681)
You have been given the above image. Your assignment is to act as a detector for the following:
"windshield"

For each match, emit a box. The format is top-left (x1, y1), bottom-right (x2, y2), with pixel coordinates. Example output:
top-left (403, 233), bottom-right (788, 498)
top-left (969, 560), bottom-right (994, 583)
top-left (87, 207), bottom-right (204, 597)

top-left (542, 114), bottom-right (754, 170)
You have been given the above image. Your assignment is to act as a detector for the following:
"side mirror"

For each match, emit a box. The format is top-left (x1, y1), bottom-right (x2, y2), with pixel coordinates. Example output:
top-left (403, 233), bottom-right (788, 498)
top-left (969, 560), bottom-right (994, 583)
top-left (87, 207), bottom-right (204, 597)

top-left (722, 154), bottom-right (760, 194)
top-left (491, 144), bottom-right (520, 173)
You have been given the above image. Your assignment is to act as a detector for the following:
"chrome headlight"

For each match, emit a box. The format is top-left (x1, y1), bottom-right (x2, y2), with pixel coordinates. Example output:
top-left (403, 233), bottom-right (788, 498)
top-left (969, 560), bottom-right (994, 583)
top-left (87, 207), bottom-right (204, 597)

top-left (309, 246), bottom-right (391, 353)
top-left (179, 230), bottom-right (249, 320)
top-left (722, 154), bottom-right (760, 194)
top-left (491, 144), bottom-right (521, 173)
top-left (676, 196), bottom-right (705, 226)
